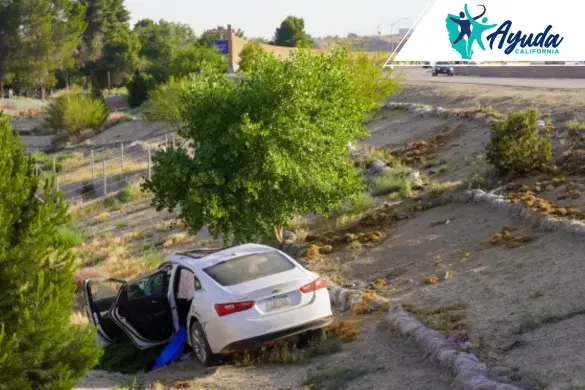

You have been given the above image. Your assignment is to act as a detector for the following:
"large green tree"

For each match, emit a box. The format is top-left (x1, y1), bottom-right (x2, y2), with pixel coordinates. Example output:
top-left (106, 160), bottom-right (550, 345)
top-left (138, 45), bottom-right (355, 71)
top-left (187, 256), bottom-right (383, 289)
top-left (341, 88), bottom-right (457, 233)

top-left (272, 16), bottom-right (312, 48)
top-left (0, 0), bottom-right (86, 96)
top-left (0, 115), bottom-right (102, 389)
top-left (143, 49), bottom-right (397, 244)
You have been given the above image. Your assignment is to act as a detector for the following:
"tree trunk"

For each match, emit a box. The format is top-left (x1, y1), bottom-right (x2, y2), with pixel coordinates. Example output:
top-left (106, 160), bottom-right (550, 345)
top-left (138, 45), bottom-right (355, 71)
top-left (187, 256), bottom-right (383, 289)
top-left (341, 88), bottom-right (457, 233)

top-left (274, 225), bottom-right (283, 243)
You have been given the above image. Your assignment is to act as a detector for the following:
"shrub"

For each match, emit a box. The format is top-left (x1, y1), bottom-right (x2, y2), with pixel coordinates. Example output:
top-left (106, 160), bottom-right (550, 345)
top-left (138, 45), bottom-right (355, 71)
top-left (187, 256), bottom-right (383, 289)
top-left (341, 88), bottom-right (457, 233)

top-left (486, 109), bottom-right (552, 174)
top-left (238, 41), bottom-right (265, 72)
top-left (143, 77), bottom-right (187, 127)
top-left (0, 114), bottom-right (102, 388)
top-left (370, 168), bottom-right (412, 197)
top-left (52, 227), bottom-right (85, 250)
top-left (126, 71), bottom-right (157, 108)
top-left (45, 89), bottom-right (108, 137)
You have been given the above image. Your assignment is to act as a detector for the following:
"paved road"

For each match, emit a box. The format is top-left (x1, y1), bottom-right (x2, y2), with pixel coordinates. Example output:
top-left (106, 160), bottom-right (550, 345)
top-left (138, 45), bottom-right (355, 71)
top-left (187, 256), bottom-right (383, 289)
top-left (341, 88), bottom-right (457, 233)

top-left (399, 68), bottom-right (585, 89)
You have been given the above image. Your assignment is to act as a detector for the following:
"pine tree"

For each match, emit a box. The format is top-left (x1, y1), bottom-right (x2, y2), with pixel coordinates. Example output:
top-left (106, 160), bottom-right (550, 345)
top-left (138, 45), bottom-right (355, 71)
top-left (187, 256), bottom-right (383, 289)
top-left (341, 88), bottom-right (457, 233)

top-left (0, 114), bottom-right (102, 389)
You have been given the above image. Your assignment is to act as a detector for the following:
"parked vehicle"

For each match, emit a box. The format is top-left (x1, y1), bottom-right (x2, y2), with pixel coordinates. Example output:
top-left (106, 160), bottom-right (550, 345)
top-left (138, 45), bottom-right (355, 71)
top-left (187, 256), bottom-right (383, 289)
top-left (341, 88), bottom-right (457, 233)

top-left (84, 244), bottom-right (334, 366)
top-left (422, 61), bottom-right (432, 68)
top-left (432, 62), bottom-right (454, 76)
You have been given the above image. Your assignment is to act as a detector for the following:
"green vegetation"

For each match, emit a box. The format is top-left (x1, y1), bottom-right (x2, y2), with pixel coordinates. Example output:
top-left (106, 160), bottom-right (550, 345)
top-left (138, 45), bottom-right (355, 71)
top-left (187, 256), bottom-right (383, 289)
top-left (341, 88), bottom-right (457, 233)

top-left (272, 16), bottom-right (313, 48)
top-left (331, 193), bottom-right (376, 218)
top-left (52, 227), bottom-right (85, 250)
top-left (370, 168), bottom-right (413, 197)
top-left (45, 88), bottom-right (108, 136)
top-left (143, 77), bottom-right (188, 126)
top-left (0, 115), bottom-right (102, 388)
top-left (565, 120), bottom-right (585, 130)
top-left (144, 48), bottom-right (396, 244)
top-left (238, 41), bottom-right (265, 72)
top-left (486, 108), bottom-right (552, 174)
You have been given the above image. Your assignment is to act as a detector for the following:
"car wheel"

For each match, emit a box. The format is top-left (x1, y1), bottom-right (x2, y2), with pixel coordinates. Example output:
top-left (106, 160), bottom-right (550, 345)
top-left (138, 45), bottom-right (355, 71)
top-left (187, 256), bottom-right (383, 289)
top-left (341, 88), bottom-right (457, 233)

top-left (432, 73), bottom-right (437, 77)
top-left (190, 321), bottom-right (219, 367)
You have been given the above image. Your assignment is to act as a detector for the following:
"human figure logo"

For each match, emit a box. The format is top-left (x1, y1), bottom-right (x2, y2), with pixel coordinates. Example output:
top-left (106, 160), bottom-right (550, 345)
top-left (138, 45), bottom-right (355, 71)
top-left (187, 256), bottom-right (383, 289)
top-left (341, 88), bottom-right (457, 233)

top-left (445, 3), bottom-right (564, 60)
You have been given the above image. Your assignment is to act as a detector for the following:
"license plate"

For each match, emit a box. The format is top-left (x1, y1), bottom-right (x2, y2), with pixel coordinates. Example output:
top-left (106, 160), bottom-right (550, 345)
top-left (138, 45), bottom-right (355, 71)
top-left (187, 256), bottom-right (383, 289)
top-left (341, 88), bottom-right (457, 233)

top-left (267, 295), bottom-right (290, 311)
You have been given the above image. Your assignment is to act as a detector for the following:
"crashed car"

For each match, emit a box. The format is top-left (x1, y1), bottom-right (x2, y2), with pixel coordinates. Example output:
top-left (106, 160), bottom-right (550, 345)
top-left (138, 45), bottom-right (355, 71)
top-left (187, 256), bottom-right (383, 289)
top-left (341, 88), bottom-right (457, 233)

top-left (84, 244), bottom-right (334, 366)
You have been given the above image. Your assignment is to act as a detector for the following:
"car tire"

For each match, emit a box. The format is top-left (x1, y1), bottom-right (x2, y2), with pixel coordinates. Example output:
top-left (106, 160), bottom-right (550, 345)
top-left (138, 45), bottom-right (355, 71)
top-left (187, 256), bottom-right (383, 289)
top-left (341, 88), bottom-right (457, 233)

top-left (189, 321), bottom-right (219, 367)
top-left (432, 73), bottom-right (437, 77)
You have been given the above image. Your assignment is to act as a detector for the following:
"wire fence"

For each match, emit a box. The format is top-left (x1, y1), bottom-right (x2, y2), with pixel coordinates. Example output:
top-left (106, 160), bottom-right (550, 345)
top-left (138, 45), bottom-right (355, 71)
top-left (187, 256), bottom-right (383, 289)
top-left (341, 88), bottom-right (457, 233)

top-left (0, 98), bottom-right (48, 115)
top-left (36, 133), bottom-right (186, 209)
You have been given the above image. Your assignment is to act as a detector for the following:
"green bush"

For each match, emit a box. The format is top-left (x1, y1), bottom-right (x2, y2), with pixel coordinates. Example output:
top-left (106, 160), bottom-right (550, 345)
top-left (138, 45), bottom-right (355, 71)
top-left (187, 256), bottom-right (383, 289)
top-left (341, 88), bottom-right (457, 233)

top-left (52, 227), bottom-right (84, 249)
top-left (45, 89), bottom-right (108, 136)
top-left (370, 168), bottom-right (413, 197)
top-left (126, 71), bottom-right (157, 108)
top-left (143, 77), bottom-right (187, 127)
top-left (238, 41), bottom-right (265, 72)
top-left (486, 108), bottom-right (552, 174)
top-left (330, 192), bottom-right (376, 218)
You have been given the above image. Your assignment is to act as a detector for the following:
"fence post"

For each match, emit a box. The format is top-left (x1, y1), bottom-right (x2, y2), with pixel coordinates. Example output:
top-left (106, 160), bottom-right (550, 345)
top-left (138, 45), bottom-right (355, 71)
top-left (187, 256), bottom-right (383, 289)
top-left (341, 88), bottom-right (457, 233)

top-left (165, 134), bottom-right (168, 149)
top-left (53, 157), bottom-right (56, 174)
top-left (121, 143), bottom-right (124, 171)
top-left (35, 163), bottom-right (38, 175)
top-left (56, 175), bottom-right (59, 191)
top-left (103, 161), bottom-right (107, 196)
top-left (171, 135), bottom-right (175, 149)
top-left (147, 146), bottom-right (152, 180)
top-left (91, 150), bottom-right (95, 180)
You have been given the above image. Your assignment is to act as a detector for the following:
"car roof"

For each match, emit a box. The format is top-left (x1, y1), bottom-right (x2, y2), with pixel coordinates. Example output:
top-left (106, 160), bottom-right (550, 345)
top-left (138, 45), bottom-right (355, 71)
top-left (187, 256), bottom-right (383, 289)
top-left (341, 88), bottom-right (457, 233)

top-left (166, 243), bottom-right (277, 271)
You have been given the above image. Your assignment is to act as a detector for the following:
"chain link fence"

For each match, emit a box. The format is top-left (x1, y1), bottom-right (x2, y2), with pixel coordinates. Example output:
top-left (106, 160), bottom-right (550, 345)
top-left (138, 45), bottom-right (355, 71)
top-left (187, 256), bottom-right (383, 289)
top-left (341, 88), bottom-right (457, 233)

top-left (35, 133), bottom-right (185, 209)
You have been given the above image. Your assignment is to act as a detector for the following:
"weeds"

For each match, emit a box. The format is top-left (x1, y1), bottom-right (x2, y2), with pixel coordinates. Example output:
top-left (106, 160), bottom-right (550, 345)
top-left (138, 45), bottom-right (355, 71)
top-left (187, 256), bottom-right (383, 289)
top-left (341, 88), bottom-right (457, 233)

top-left (403, 303), bottom-right (468, 334)
top-left (329, 193), bottom-right (376, 220)
top-left (52, 227), bottom-right (84, 250)
top-left (491, 226), bottom-right (534, 248)
top-left (565, 120), bottom-right (585, 131)
top-left (428, 181), bottom-right (461, 197)
top-left (370, 168), bottom-right (413, 197)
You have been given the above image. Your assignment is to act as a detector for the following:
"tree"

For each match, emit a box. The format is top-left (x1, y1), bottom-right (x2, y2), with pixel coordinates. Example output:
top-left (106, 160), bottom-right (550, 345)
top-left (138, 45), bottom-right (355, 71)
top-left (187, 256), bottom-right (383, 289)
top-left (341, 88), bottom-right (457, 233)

top-left (0, 0), bottom-right (86, 96)
top-left (238, 41), bottom-right (265, 72)
top-left (169, 45), bottom-right (226, 78)
top-left (234, 28), bottom-right (245, 38)
top-left (143, 49), bottom-right (396, 244)
top-left (0, 114), bottom-right (102, 388)
top-left (272, 16), bottom-right (312, 48)
top-left (94, 27), bottom-right (141, 87)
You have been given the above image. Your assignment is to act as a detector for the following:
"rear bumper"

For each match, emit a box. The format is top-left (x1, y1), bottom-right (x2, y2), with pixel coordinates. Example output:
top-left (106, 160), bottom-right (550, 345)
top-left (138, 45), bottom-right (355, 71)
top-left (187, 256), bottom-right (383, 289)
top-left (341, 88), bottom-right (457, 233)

top-left (219, 315), bottom-right (334, 353)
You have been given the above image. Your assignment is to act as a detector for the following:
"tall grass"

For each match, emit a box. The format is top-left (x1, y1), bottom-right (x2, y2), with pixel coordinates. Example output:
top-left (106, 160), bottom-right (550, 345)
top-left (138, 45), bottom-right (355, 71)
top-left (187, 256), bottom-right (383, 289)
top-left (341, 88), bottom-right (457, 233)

top-left (45, 88), bottom-right (108, 136)
top-left (370, 168), bottom-right (413, 197)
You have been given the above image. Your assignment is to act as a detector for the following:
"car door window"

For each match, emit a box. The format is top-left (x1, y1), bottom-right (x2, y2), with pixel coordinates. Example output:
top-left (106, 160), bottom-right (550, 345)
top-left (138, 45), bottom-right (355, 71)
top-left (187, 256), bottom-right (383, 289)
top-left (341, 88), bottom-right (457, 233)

top-left (177, 268), bottom-right (196, 300)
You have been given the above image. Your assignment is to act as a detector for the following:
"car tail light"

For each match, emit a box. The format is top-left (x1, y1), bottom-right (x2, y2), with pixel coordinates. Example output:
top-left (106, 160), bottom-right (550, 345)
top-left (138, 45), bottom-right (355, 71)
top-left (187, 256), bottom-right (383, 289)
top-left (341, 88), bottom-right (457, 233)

top-left (214, 301), bottom-right (255, 317)
top-left (300, 277), bottom-right (327, 293)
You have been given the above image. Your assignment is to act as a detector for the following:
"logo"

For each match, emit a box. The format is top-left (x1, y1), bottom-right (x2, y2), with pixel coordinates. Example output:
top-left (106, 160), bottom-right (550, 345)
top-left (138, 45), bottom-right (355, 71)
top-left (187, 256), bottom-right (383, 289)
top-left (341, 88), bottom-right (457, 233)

top-left (446, 3), bottom-right (564, 59)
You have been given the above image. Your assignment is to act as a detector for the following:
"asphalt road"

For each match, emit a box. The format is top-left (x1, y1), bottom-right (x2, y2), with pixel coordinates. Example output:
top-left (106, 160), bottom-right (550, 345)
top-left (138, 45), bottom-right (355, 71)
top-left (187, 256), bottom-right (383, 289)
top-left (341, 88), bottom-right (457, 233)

top-left (399, 67), bottom-right (585, 89)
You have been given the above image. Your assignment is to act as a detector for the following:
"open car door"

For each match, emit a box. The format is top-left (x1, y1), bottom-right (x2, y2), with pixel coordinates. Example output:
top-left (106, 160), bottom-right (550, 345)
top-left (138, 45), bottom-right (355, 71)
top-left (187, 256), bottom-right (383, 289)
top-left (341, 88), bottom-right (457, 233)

top-left (84, 277), bottom-right (127, 347)
top-left (109, 266), bottom-right (175, 349)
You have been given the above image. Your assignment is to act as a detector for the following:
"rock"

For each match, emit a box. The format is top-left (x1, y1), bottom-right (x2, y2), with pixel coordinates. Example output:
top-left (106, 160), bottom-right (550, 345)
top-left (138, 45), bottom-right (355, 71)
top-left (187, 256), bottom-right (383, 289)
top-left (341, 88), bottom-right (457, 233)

top-left (545, 184), bottom-right (555, 192)
top-left (282, 230), bottom-right (297, 243)
top-left (369, 159), bottom-right (387, 174)
top-left (537, 120), bottom-right (546, 130)
top-left (319, 245), bottom-right (333, 254)
top-left (409, 170), bottom-right (424, 187)
top-left (489, 366), bottom-right (513, 380)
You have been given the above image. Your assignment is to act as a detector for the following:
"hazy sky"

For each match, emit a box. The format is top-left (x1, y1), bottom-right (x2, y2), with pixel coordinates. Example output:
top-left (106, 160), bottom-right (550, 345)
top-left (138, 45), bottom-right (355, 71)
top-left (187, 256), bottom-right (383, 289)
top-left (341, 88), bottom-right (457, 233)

top-left (125, 0), bottom-right (429, 39)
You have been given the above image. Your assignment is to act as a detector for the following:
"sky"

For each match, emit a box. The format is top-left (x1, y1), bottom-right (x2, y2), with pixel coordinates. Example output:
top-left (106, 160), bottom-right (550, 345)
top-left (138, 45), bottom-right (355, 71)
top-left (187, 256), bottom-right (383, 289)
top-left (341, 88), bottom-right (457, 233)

top-left (124, 0), bottom-right (429, 39)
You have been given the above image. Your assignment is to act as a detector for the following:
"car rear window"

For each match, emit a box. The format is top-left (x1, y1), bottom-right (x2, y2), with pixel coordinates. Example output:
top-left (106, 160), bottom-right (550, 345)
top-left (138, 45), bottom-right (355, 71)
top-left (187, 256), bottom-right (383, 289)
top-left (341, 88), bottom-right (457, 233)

top-left (203, 251), bottom-right (295, 286)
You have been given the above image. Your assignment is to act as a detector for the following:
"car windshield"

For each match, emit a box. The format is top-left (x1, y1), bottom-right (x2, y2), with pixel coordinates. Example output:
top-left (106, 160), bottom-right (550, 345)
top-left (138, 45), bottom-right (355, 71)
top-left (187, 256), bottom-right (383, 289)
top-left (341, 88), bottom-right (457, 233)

top-left (436, 62), bottom-right (450, 65)
top-left (203, 251), bottom-right (295, 286)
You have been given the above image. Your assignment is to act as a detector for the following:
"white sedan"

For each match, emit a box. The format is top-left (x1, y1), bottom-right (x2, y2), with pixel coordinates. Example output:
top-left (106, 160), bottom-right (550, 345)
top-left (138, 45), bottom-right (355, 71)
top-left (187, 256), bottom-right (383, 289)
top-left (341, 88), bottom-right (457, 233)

top-left (84, 244), bottom-right (334, 366)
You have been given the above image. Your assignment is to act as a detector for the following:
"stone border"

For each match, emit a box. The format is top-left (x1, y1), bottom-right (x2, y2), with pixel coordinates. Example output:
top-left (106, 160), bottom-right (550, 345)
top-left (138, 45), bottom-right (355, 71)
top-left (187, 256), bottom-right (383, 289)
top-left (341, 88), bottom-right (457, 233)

top-left (388, 305), bottom-right (522, 390)
top-left (325, 283), bottom-right (522, 390)
top-left (463, 189), bottom-right (585, 236)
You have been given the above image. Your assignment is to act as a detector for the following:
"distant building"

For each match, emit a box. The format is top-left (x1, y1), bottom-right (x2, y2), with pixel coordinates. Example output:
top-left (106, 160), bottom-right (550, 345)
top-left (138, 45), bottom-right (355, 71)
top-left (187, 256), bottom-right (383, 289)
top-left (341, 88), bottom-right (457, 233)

top-left (398, 28), bottom-right (412, 36)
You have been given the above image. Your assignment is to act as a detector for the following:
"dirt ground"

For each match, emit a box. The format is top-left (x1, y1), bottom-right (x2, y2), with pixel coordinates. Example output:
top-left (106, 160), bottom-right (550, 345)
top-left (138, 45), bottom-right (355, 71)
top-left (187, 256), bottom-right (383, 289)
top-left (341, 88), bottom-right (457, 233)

top-left (75, 82), bottom-right (585, 389)
top-left (75, 318), bottom-right (452, 390)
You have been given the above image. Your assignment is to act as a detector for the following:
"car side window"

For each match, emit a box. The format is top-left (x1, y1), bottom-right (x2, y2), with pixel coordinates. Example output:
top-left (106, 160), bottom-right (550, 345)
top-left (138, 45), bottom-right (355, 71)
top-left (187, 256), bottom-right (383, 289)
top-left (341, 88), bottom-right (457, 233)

top-left (127, 268), bottom-right (170, 300)
top-left (176, 268), bottom-right (203, 301)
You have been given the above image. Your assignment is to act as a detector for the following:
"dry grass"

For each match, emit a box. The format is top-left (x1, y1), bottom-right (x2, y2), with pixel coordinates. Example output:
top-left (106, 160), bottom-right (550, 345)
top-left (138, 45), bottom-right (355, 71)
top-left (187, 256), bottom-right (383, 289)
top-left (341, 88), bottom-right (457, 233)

top-left (58, 158), bottom-right (148, 185)
top-left (506, 185), bottom-right (585, 220)
top-left (162, 232), bottom-right (193, 249)
top-left (326, 320), bottom-right (359, 342)
top-left (94, 212), bottom-right (112, 223)
top-left (71, 310), bottom-right (89, 326)
top-left (403, 303), bottom-right (468, 334)
top-left (428, 180), bottom-right (462, 197)
top-left (490, 226), bottom-right (534, 248)
top-left (394, 130), bottom-right (458, 166)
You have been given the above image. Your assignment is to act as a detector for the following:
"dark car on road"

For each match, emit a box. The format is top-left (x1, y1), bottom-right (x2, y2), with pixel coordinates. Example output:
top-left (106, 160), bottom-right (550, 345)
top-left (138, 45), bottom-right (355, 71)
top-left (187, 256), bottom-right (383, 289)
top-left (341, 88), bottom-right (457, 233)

top-left (432, 62), bottom-right (454, 77)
